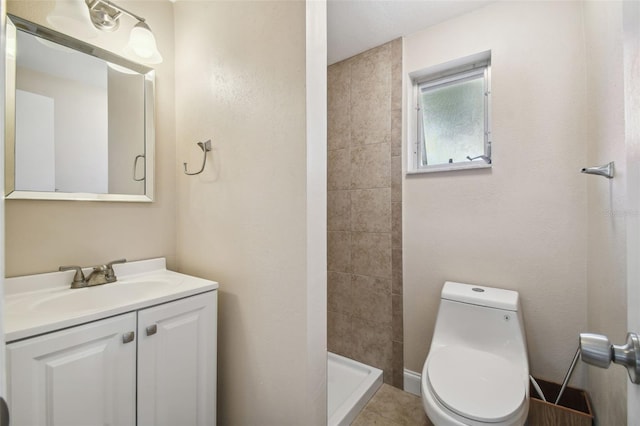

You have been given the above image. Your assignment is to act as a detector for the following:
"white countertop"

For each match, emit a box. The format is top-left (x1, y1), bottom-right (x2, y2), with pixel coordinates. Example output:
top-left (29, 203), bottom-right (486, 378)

top-left (5, 258), bottom-right (219, 342)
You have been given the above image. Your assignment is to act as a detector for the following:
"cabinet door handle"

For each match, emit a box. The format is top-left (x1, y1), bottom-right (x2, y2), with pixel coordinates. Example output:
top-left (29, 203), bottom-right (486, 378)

top-left (122, 331), bottom-right (135, 344)
top-left (146, 324), bottom-right (157, 336)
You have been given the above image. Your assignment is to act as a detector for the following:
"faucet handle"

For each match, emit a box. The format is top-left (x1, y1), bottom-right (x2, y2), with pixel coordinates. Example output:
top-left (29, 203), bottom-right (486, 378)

top-left (105, 258), bottom-right (127, 281)
top-left (107, 258), bottom-right (127, 268)
top-left (59, 265), bottom-right (86, 288)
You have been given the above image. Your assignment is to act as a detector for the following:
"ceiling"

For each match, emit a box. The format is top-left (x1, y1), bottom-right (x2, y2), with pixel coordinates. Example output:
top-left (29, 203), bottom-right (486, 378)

top-left (327, 0), bottom-right (493, 65)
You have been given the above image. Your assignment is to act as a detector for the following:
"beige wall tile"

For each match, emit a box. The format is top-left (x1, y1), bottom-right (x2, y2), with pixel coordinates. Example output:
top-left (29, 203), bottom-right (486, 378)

top-left (351, 143), bottom-right (391, 189)
top-left (328, 231), bottom-right (351, 273)
top-left (390, 38), bottom-right (403, 111)
top-left (392, 202), bottom-right (402, 249)
top-left (328, 61), bottom-right (351, 152)
top-left (351, 188), bottom-right (392, 233)
top-left (392, 341), bottom-right (404, 388)
top-left (328, 190), bottom-right (351, 231)
top-left (392, 294), bottom-right (403, 341)
top-left (328, 271), bottom-right (353, 314)
top-left (351, 317), bottom-right (393, 378)
top-left (392, 274), bottom-right (403, 296)
top-left (352, 277), bottom-right (392, 325)
top-left (351, 45), bottom-right (391, 146)
top-left (392, 248), bottom-right (403, 294)
top-left (391, 155), bottom-right (402, 202)
top-left (352, 232), bottom-right (392, 278)
top-left (328, 39), bottom-right (404, 391)
top-left (352, 274), bottom-right (392, 295)
top-left (392, 248), bottom-right (402, 273)
top-left (391, 109), bottom-right (402, 157)
top-left (328, 310), bottom-right (353, 357)
top-left (328, 148), bottom-right (351, 190)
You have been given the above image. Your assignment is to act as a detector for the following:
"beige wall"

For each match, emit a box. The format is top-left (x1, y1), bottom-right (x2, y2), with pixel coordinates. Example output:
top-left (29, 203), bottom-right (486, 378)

top-left (174, 1), bottom-right (325, 424)
top-left (5, 0), bottom-right (177, 276)
top-left (327, 39), bottom-right (404, 387)
top-left (623, 1), bottom-right (640, 420)
top-left (403, 1), bottom-right (589, 386)
top-left (584, 2), bottom-right (628, 424)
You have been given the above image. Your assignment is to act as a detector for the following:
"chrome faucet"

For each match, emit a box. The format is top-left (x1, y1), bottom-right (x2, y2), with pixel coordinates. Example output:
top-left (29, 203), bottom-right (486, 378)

top-left (59, 258), bottom-right (127, 288)
top-left (86, 258), bottom-right (127, 286)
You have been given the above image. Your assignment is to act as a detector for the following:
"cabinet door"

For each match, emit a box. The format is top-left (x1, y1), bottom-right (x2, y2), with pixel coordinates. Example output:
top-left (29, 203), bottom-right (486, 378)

top-left (7, 313), bottom-right (137, 426)
top-left (137, 291), bottom-right (217, 426)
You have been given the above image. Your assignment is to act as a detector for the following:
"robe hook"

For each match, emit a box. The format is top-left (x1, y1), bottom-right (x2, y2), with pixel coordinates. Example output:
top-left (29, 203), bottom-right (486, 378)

top-left (184, 139), bottom-right (212, 175)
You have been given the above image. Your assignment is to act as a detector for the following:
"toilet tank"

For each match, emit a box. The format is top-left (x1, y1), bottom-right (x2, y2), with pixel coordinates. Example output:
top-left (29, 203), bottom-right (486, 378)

top-left (430, 282), bottom-right (528, 366)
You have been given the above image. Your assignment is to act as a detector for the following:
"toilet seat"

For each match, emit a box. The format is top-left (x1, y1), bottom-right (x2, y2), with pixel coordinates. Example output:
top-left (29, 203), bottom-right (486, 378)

top-left (427, 346), bottom-right (525, 423)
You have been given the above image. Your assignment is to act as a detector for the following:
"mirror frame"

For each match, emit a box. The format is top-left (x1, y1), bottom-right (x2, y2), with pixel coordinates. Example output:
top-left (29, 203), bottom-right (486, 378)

top-left (4, 14), bottom-right (155, 202)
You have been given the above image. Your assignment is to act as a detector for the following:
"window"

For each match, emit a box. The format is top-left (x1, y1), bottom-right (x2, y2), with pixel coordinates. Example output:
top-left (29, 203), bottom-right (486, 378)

top-left (409, 53), bottom-right (491, 173)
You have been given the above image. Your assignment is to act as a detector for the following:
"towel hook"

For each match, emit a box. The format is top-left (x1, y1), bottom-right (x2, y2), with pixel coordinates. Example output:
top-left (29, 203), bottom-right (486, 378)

top-left (183, 140), bottom-right (212, 176)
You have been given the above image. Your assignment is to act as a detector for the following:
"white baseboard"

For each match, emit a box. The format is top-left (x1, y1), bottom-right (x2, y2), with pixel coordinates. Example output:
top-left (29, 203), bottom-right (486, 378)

top-left (403, 368), bottom-right (421, 396)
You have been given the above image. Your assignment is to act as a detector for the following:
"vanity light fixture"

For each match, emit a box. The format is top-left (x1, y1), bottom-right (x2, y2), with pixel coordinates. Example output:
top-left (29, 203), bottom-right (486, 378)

top-left (86, 0), bottom-right (163, 64)
top-left (47, 0), bottom-right (98, 40)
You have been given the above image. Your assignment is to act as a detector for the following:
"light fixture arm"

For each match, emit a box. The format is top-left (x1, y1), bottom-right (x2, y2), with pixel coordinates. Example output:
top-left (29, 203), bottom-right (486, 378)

top-left (86, 0), bottom-right (163, 64)
top-left (87, 0), bottom-right (145, 24)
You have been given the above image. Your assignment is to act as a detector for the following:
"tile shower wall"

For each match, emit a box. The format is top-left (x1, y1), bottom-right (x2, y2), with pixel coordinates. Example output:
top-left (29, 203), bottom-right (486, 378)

top-left (327, 39), bottom-right (403, 387)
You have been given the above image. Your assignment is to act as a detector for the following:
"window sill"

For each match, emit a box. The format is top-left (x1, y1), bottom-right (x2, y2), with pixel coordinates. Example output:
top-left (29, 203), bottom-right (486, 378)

top-left (406, 161), bottom-right (492, 175)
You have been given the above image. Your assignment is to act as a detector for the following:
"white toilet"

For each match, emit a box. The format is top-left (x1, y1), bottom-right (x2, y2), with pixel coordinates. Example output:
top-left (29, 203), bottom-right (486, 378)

top-left (421, 282), bottom-right (530, 426)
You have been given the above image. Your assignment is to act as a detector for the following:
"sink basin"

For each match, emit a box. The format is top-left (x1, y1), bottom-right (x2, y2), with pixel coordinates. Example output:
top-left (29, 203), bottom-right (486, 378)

top-left (4, 258), bottom-right (219, 342)
top-left (30, 279), bottom-right (177, 314)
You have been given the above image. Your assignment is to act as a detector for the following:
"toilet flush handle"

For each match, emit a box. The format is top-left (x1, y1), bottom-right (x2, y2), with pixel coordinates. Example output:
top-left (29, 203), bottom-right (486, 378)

top-left (580, 332), bottom-right (640, 384)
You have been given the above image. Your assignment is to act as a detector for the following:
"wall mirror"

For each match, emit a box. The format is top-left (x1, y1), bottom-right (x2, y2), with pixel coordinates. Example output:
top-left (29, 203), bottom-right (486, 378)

top-left (4, 15), bottom-right (155, 202)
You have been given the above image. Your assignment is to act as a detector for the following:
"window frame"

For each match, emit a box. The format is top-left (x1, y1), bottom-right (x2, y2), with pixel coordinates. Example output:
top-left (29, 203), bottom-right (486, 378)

top-left (408, 55), bottom-right (492, 174)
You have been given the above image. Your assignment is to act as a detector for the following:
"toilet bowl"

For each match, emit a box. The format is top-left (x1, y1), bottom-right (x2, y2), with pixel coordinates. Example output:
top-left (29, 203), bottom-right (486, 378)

top-left (421, 282), bottom-right (529, 426)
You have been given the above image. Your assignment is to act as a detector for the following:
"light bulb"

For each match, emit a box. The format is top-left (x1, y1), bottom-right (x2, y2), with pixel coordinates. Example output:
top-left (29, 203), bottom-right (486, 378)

top-left (125, 21), bottom-right (163, 64)
top-left (47, 0), bottom-right (98, 39)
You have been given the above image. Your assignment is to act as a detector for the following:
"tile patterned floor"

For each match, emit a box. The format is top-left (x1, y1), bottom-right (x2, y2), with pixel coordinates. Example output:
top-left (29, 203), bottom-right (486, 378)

top-left (351, 384), bottom-right (433, 426)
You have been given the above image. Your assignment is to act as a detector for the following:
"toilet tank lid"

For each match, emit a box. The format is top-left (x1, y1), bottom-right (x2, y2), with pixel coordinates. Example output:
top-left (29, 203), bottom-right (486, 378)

top-left (442, 281), bottom-right (519, 311)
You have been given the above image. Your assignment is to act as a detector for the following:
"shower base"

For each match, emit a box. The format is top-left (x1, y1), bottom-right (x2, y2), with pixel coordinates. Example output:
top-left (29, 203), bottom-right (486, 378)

top-left (327, 352), bottom-right (383, 426)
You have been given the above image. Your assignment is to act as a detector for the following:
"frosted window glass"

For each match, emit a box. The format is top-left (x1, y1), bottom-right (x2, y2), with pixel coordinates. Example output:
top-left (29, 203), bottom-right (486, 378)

top-left (419, 75), bottom-right (485, 166)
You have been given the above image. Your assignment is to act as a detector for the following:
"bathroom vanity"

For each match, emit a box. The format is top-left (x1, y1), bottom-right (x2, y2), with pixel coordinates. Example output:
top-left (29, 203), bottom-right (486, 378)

top-left (4, 258), bottom-right (218, 426)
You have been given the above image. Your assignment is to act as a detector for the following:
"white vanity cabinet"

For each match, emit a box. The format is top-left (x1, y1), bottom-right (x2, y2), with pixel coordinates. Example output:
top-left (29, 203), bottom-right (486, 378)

top-left (6, 290), bottom-right (217, 426)
top-left (7, 313), bottom-right (138, 426)
top-left (137, 291), bottom-right (217, 426)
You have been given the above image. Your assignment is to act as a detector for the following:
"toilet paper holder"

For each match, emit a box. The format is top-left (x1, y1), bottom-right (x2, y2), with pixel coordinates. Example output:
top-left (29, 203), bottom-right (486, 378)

top-left (580, 332), bottom-right (640, 384)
